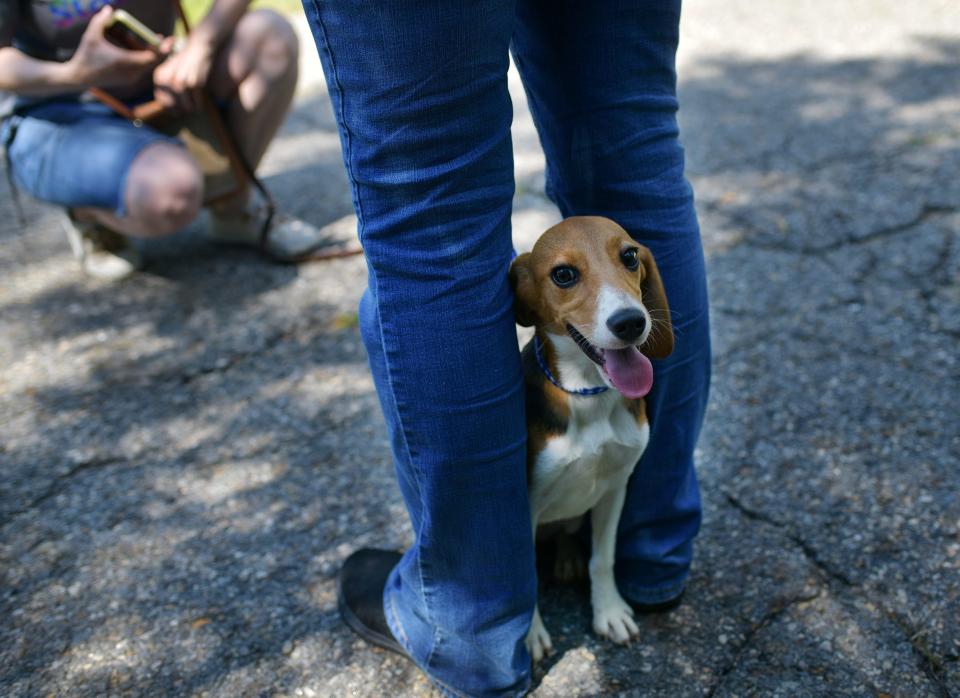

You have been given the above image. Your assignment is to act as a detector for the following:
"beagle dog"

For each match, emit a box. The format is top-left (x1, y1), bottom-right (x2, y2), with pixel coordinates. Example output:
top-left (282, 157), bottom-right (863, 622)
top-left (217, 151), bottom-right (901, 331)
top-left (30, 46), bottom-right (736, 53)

top-left (509, 216), bottom-right (674, 662)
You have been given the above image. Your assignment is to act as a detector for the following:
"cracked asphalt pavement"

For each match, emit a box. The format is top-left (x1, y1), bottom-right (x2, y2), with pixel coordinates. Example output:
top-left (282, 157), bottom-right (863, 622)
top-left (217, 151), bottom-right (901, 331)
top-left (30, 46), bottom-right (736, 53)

top-left (2, 1), bottom-right (958, 696)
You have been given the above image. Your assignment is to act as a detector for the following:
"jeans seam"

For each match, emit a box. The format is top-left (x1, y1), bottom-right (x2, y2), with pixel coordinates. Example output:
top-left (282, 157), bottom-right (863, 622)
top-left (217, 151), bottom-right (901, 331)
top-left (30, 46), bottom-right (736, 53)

top-left (385, 590), bottom-right (412, 649)
top-left (309, 0), bottom-right (440, 673)
top-left (386, 594), bottom-right (471, 698)
top-left (308, 1), bottom-right (367, 234)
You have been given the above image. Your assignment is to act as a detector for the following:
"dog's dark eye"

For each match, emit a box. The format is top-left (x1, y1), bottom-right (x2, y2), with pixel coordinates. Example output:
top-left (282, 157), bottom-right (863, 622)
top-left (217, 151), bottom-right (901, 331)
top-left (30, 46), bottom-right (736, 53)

top-left (621, 247), bottom-right (640, 270)
top-left (550, 265), bottom-right (579, 288)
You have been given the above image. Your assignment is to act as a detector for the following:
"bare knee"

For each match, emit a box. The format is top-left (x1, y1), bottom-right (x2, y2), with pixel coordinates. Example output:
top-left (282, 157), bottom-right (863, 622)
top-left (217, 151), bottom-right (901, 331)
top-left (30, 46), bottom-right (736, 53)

top-left (242, 10), bottom-right (299, 89)
top-left (208, 10), bottom-right (299, 111)
top-left (248, 9), bottom-right (299, 65)
top-left (124, 143), bottom-right (203, 237)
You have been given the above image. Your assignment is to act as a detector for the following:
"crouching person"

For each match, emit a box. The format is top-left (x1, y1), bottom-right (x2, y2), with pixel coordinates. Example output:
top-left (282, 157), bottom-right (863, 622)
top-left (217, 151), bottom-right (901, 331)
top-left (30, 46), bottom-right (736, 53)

top-left (0, 0), bottom-right (327, 279)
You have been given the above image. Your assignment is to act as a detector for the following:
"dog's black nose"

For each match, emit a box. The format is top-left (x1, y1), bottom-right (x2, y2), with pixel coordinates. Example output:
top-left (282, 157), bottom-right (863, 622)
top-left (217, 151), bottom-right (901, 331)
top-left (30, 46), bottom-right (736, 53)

top-left (607, 309), bottom-right (646, 342)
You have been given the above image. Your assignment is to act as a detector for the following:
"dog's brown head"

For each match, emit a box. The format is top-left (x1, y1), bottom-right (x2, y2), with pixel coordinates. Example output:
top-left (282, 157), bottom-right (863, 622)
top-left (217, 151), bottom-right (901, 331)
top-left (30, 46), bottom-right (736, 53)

top-left (510, 216), bottom-right (674, 396)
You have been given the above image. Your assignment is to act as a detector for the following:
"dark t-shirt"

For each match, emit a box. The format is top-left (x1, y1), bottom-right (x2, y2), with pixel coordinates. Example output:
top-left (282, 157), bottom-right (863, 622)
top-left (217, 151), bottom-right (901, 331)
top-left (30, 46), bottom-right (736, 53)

top-left (0, 0), bottom-right (176, 117)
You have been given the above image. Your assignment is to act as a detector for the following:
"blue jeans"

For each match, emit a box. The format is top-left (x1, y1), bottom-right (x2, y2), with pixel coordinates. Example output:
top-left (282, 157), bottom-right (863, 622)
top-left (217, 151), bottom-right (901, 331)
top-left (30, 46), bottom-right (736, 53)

top-left (1, 99), bottom-right (179, 217)
top-left (302, 1), bottom-right (710, 696)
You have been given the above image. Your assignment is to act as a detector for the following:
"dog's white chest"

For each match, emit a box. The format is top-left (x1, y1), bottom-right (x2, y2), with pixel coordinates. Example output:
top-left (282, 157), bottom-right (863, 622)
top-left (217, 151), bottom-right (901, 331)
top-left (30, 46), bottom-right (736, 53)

top-left (530, 393), bottom-right (649, 524)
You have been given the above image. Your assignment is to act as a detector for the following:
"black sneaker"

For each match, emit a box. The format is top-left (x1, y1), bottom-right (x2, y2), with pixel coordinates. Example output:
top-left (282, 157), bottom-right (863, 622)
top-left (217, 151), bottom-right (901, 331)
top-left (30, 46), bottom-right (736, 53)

top-left (337, 548), bottom-right (406, 655)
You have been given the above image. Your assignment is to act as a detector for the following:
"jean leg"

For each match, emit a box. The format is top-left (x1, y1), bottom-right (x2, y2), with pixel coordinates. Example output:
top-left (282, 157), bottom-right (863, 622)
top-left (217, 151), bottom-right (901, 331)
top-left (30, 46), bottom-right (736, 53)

top-left (302, 2), bottom-right (535, 695)
top-left (4, 105), bottom-right (179, 217)
top-left (512, 0), bottom-right (710, 602)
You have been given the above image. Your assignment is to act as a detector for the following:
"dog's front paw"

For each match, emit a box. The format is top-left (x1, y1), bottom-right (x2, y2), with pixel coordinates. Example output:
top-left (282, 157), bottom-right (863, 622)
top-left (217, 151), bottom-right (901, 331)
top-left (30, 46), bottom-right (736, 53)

top-left (593, 595), bottom-right (639, 644)
top-left (526, 612), bottom-right (553, 663)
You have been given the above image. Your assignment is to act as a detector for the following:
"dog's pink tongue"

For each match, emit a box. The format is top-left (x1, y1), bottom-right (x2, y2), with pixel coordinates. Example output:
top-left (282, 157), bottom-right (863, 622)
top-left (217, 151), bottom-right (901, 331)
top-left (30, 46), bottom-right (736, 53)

top-left (603, 346), bottom-right (654, 398)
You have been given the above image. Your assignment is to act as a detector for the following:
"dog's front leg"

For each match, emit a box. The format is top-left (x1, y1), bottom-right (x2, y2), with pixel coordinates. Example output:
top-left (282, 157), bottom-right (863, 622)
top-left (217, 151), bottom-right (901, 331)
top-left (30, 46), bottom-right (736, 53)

top-left (526, 603), bottom-right (552, 663)
top-left (525, 514), bottom-right (553, 662)
top-left (589, 487), bottom-right (640, 644)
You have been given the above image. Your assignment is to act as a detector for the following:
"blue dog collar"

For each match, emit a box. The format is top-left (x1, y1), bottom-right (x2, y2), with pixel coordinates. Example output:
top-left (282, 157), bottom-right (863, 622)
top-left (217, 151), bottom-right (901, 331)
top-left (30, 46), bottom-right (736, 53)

top-left (534, 335), bottom-right (609, 396)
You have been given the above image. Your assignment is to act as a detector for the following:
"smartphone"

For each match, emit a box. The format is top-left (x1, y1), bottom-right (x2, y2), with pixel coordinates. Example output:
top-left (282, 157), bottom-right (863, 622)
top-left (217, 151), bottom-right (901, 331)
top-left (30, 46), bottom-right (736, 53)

top-left (104, 9), bottom-right (162, 51)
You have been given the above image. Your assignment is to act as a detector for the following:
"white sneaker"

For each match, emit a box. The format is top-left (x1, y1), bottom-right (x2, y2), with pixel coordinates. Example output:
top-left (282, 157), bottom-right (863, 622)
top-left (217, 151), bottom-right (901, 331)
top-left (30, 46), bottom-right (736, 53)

top-left (61, 212), bottom-right (143, 281)
top-left (207, 198), bottom-right (360, 262)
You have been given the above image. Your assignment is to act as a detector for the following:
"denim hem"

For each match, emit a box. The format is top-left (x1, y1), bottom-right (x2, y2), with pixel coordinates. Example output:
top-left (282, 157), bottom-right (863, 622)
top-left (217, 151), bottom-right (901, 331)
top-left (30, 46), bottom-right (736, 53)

top-left (384, 591), bottom-right (476, 698)
top-left (619, 577), bottom-right (687, 605)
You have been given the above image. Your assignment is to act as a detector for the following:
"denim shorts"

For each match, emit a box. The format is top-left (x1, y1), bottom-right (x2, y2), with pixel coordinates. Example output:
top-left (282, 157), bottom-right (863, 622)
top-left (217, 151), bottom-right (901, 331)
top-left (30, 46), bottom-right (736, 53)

top-left (1, 98), bottom-right (181, 217)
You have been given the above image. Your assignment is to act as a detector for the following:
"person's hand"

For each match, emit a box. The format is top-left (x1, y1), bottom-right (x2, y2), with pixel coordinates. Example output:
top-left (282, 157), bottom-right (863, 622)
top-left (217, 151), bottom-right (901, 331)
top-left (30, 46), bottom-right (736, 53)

top-left (152, 34), bottom-right (217, 113)
top-left (66, 6), bottom-right (165, 90)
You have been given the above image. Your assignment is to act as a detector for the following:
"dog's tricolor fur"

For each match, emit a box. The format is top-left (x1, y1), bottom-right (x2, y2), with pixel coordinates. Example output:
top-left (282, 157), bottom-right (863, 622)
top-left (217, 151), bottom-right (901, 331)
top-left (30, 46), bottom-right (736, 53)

top-left (510, 216), bottom-right (674, 661)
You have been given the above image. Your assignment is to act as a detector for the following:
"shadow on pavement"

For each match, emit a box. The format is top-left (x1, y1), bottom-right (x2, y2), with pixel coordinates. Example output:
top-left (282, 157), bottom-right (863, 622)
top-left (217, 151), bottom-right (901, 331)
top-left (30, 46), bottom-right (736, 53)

top-left (1, 38), bottom-right (958, 698)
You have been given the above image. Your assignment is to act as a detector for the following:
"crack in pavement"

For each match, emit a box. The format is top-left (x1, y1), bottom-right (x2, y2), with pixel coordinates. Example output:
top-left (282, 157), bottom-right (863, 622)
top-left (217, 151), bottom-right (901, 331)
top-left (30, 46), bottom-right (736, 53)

top-left (724, 492), bottom-right (856, 587)
top-left (885, 611), bottom-right (957, 698)
top-left (177, 323), bottom-right (305, 386)
top-left (693, 125), bottom-right (960, 184)
top-left (724, 492), bottom-right (959, 698)
top-left (705, 589), bottom-right (823, 698)
top-left (722, 204), bottom-right (958, 257)
top-left (0, 455), bottom-right (125, 529)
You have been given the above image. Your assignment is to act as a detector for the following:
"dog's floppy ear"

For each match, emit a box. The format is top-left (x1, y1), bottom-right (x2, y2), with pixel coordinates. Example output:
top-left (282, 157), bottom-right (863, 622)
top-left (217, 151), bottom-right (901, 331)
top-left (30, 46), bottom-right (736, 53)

top-left (509, 253), bottom-right (538, 328)
top-left (639, 246), bottom-right (674, 359)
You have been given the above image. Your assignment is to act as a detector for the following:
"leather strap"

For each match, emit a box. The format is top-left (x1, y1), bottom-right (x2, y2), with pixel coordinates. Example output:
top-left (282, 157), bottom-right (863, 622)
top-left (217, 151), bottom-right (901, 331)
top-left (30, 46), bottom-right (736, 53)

top-left (2, 116), bottom-right (26, 225)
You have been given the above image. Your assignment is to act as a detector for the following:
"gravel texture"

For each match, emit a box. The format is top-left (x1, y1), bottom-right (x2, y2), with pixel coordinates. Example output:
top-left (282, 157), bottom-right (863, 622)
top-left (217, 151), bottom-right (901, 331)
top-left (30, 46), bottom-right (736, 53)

top-left (2, 1), bottom-right (958, 696)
